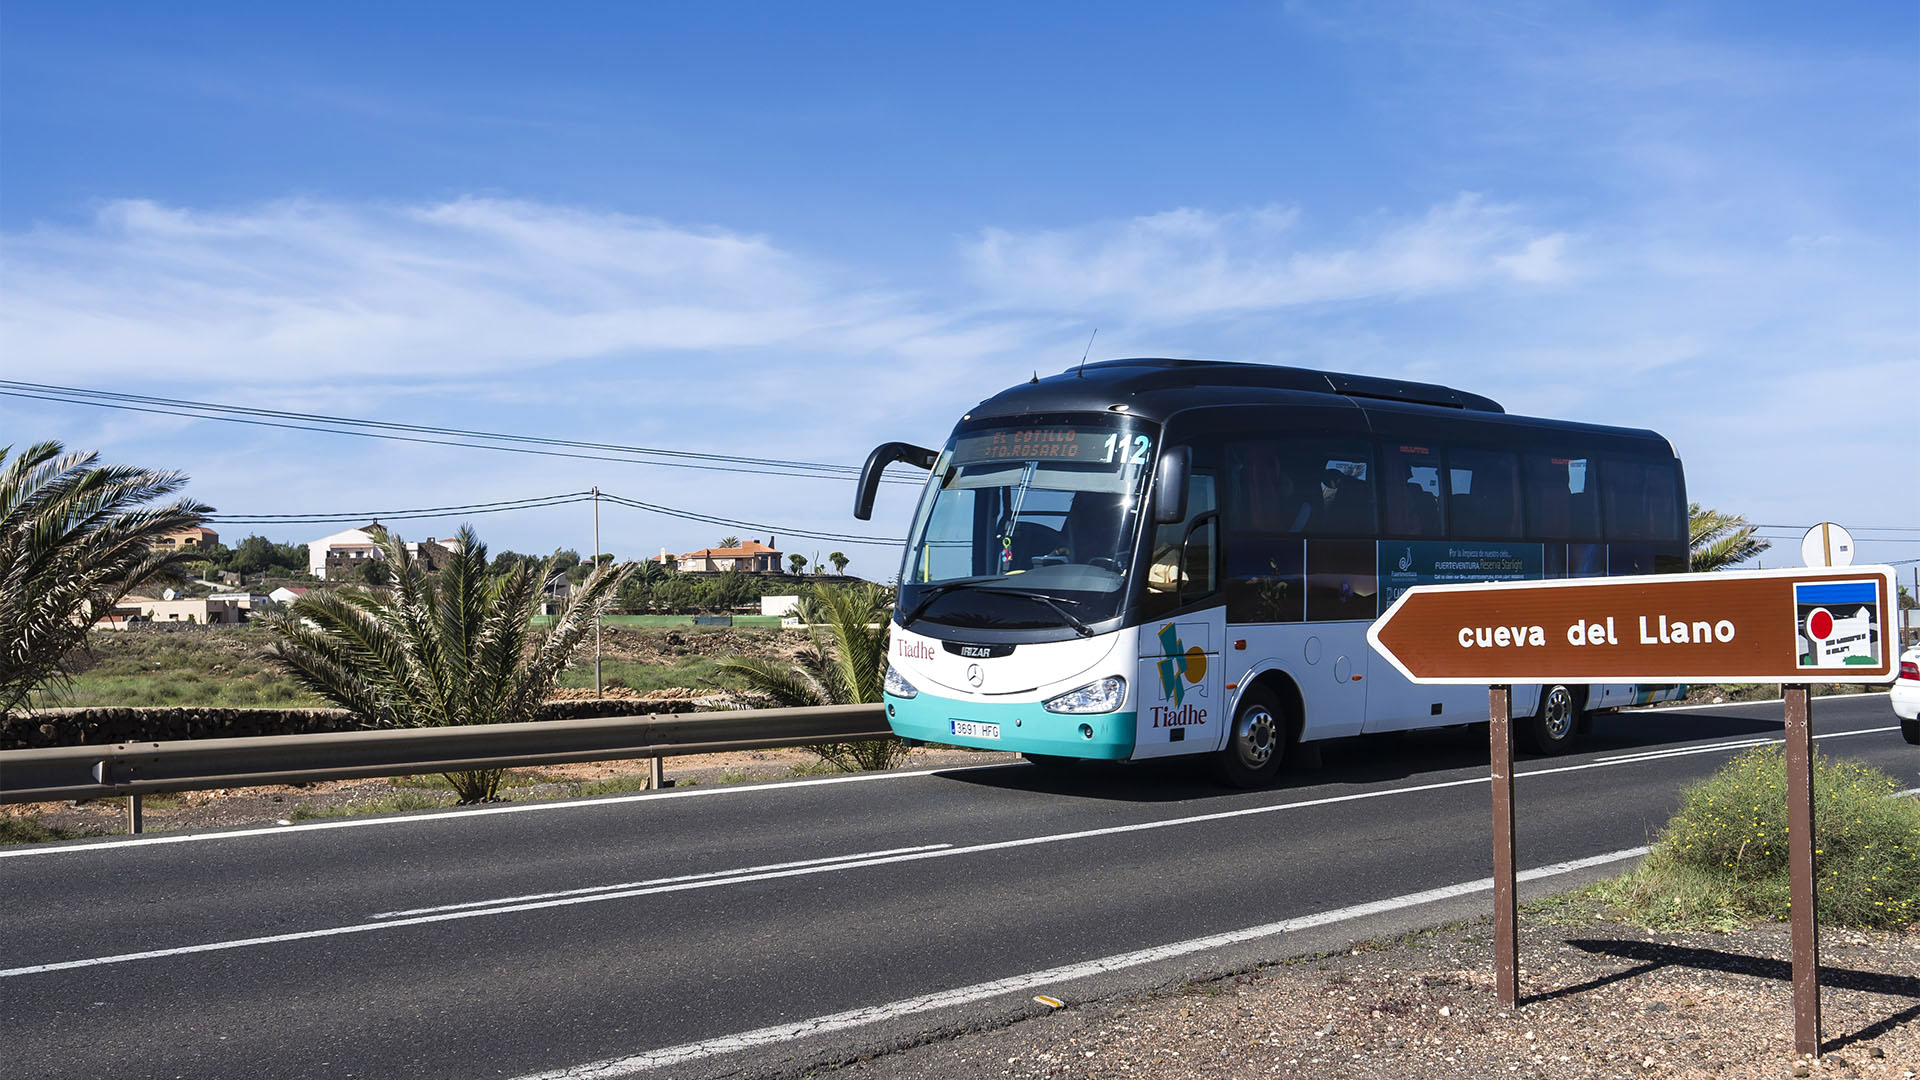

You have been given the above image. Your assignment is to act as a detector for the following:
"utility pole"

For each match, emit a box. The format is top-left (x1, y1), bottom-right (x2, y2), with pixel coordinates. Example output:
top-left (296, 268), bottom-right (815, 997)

top-left (593, 485), bottom-right (602, 695)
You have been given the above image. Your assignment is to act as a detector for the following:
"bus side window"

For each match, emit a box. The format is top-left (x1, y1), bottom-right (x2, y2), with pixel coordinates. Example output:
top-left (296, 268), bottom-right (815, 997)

top-left (1381, 445), bottom-right (1444, 537)
top-left (1601, 458), bottom-right (1680, 542)
top-left (1525, 453), bottom-right (1598, 539)
top-left (1447, 447), bottom-right (1521, 539)
top-left (1180, 516), bottom-right (1217, 605)
top-left (1141, 473), bottom-right (1218, 618)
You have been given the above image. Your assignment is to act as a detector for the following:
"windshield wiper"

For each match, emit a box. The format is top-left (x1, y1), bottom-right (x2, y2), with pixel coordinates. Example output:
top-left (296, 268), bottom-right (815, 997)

top-left (970, 587), bottom-right (1094, 637)
top-left (898, 576), bottom-right (1003, 626)
top-left (898, 582), bottom-right (1094, 636)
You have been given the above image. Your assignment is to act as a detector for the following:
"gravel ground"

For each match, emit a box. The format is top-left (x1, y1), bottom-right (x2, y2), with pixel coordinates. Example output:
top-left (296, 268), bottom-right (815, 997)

top-left (828, 916), bottom-right (1918, 1080)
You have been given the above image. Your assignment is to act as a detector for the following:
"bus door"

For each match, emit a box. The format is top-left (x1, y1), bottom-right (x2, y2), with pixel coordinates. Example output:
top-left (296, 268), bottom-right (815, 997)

top-left (1134, 471), bottom-right (1224, 759)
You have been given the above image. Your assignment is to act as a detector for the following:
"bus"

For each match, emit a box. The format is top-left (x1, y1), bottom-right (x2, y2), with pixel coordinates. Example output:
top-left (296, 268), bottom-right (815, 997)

top-left (854, 359), bottom-right (1688, 786)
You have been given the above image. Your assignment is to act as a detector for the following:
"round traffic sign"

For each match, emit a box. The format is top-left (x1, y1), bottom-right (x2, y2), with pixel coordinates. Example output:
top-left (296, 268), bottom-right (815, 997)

top-left (1807, 607), bottom-right (1834, 640)
top-left (1800, 523), bottom-right (1856, 568)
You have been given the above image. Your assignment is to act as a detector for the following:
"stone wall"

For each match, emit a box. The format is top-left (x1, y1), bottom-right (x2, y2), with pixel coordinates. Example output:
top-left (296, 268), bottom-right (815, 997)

top-left (0, 698), bottom-right (709, 751)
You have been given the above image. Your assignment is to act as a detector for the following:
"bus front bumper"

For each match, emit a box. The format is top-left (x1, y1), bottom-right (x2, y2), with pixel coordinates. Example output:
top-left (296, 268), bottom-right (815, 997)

top-left (885, 691), bottom-right (1136, 760)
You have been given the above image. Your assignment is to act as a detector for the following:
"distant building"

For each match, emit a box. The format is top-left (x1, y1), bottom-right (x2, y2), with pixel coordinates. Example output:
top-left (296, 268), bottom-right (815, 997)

top-left (130, 596), bottom-right (247, 625)
top-left (154, 526), bottom-right (220, 551)
top-left (307, 524), bottom-right (460, 580)
top-left (672, 540), bottom-right (783, 573)
top-left (308, 526), bottom-right (383, 580)
top-left (268, 586), bottom-right (310, 604)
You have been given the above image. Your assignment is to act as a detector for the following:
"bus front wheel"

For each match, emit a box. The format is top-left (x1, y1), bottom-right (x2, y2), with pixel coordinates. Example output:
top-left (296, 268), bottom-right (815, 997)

top-left (1520, 684), bottom-right (1583, 755)
top-left (1213, 686), bottom-right (1286, 788)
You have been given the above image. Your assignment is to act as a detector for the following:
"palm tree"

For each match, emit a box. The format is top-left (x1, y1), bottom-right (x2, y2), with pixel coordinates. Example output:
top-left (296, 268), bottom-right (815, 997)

top-left (717, 535), bottom-right (741, 549)
top-left (713, 582), bottom-right (904, 771)
top-left (1689, 503), bottom-right (1770, 572)
top-left (262, 525), bottom-right (635, 802)
top-left (0, 442), bottom-right (213, 716)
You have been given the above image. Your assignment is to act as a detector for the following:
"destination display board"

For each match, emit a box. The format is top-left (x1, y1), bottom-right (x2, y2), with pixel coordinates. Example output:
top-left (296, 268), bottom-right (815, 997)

top-left (1366, 565), bottom-right (1898, 685)
top-left (950, 424), bottom-right (1150, 467)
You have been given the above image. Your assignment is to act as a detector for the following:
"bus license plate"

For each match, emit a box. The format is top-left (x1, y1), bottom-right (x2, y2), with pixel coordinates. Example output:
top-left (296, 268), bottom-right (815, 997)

top-left (950, 720), bottom-right (1000, 740)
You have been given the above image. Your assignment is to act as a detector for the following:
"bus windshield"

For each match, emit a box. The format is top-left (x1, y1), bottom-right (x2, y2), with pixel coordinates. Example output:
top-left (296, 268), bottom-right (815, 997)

top-left (898, 414), bottom-right (1156, 632)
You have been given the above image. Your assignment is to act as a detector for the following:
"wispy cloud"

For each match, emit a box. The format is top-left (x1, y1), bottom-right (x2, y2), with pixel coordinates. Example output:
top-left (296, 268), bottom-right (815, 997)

top-left (0, 196), bottom-right (981, 381)
top-left (963, 196), bottom-right (1572, 321)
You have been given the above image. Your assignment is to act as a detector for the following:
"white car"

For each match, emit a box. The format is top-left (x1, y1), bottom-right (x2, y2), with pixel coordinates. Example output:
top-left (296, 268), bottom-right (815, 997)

top-left (1894, 645), bottom-right (1920, 744)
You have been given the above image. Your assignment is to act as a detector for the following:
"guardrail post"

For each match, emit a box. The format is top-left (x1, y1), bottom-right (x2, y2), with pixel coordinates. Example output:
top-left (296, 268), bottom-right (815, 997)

top-left (1784, 683), bottom-right (1820, 1057)
top-left (649, 756), bottom-right (665, 789)
top-left (1489, 683), bottom-right (1517, 1008)
top-left (126, 794), bottom-right (143, 835)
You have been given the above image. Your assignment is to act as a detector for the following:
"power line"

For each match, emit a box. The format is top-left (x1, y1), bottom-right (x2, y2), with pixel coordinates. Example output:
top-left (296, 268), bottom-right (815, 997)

top-left (1753, 523), bottom-right (1920, 533)
top-left (207, 492), bottom-right (598, 524)
top-left (207, 489), bottom-right (906, 546)
top-left (0, 383), bottom-right (923, 485)
top-left (599, 492), bottom-right (904, 545)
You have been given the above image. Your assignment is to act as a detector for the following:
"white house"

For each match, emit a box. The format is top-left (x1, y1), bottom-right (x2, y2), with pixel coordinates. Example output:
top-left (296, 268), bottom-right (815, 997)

top-left (268, 586), bottom-right (310, 604)
top-left (308, 526), bottom-right (383, 580)
top-left (307, 525), bottom-right (466, 580)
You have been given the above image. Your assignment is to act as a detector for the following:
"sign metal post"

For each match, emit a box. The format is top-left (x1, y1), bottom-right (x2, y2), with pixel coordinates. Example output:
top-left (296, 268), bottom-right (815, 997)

top-left (1489, 684), bottom-right (1517, 1008)
top-left (1784, 683), bottom-right (1820, 1056)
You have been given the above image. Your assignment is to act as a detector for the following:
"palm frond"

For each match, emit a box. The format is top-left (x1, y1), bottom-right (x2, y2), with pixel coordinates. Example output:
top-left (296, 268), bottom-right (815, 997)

top-left (0, 441), bottom-right (213, 717)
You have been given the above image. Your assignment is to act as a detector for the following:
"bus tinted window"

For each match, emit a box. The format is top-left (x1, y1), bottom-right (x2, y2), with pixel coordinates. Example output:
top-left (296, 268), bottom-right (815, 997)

top-left (1223, 438), bottom-right (1372, 536)
top-left (1602, 458), bottom-right (1681, 541)
top-left (1447, 447), bottom-right (1522, 539)
top-left (1525, 453), bottom-right (1599, 539)
top-left (1381, 444), bottom-right (1444, 537)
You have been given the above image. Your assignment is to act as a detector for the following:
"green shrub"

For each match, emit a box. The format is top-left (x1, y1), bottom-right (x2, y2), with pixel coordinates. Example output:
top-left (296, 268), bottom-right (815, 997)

top-left (1607, 746), bottom-right (1919, 930)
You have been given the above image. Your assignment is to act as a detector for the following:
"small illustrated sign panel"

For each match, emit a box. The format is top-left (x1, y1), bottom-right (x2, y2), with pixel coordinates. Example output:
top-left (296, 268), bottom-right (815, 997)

top-left (1367, 565), bottom-right (1898, 685)
top-left (1793, 579), bottom-right (1881, 669)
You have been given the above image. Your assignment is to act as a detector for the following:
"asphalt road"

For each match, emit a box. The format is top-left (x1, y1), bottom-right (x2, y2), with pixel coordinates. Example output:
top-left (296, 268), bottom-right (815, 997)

top-left (3, 694), bottom-right (1913, 1080)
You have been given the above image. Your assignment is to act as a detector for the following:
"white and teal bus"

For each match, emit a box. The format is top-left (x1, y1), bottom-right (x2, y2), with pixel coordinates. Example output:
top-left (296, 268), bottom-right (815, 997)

top-left (854, 359), bottom-right (1688, 786)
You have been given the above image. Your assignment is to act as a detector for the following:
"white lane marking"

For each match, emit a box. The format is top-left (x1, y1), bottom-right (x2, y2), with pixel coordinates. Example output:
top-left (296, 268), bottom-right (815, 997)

top-left (370, 844), bottom-right (954, 919)
top-left (1621, 692), bottom-right (1889, 714)
top-left (0, 765), bottom-right (1010, 859)
top-left (1590, 726), bottom-right (1898, 768)
top-left (0, 738), bottom-right (1708, 983)
top-left (1596, 737), bottom-right (1777, 764)
top-left (505, 846), bottom-right (1651, 1079)
top-left (6, 720), bottom-right (1905, 964)
top-left (0, 775), bottom-right (1498, 979)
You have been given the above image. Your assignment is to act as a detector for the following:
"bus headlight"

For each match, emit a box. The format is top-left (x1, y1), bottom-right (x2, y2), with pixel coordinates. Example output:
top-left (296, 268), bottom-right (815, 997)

top-left (884, 666), bottom-right (919, 699)
top-left (1043, 676), bottom-right (1126, 714)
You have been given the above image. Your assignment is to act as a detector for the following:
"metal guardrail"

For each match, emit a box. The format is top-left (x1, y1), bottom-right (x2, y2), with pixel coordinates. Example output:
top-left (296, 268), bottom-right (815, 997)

top-left (0, 703), bottom-right (892, 804)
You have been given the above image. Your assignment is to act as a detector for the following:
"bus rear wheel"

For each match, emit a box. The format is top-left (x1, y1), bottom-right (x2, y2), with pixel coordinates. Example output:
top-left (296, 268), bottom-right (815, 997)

top-left (1520, 684), bottom-right (1583, 755)
top-left (1213, 686), bottom-right (1286, 788)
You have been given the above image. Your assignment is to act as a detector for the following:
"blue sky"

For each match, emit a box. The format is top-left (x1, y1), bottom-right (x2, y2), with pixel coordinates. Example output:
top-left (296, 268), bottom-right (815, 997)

top-left (2, 2), bottom-right (1916, 577)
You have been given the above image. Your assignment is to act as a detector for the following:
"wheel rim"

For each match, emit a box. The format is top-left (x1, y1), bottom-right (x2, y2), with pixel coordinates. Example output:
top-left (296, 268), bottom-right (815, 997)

top-left (1234, 706), bottom-right (1277, 768)
top-left (1542, 687), bottom-right (1575, 740)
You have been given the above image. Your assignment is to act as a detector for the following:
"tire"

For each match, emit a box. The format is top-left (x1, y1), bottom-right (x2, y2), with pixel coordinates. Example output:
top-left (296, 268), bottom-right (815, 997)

top-left (1212, 686), bottom-right (1287, 788)
top-left (1519, 684), bottom-right (1583, 755)
top-left (1902, 716), bottom-right (1920, 746)
top-left (1023, 753), bottom-right (1079, 769)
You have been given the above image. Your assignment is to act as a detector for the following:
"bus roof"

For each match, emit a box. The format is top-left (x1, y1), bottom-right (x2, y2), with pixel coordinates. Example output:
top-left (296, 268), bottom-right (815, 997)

top-left (972, 358), bottom-right (1503, 415)
top-left (965, 358), bottom-right (1674, 457)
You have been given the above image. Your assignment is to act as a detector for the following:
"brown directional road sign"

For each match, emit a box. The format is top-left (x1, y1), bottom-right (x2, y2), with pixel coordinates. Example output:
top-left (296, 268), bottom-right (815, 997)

top-left (1367, 565), bottom-right (1898, 685)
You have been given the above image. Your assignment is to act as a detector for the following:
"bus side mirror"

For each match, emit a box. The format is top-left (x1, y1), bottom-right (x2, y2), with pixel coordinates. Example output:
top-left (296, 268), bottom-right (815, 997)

top-left (853, 442), bottom-right (938, 521)
top-left (1153, 446), bottom-right (1190, 525)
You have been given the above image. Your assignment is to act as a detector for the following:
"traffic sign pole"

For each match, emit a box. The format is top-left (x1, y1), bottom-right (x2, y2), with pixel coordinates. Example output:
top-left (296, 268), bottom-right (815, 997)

top-left (1490, 684), bottom-right (1518, 1008)
top-left (1784, 683), bottom-right (1821, 1057)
